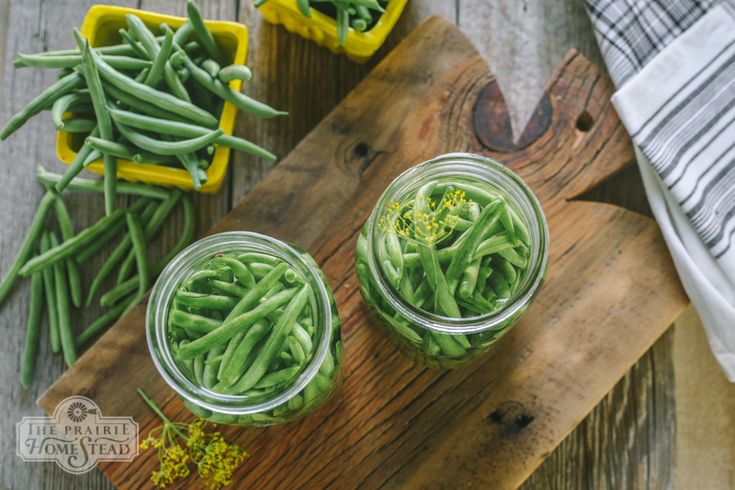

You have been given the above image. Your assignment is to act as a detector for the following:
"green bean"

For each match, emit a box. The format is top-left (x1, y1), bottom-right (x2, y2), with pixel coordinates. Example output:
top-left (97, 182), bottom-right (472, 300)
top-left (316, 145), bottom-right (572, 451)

top-left (85, 136), bottom-right (176, 164)
top-left (418, 244), bottom-right (460, 317)
top-left (0, 191), bottom-right (57, 305)
top-left (59, 118), bottom-right (96, 133)
top-left (0, 72), bottom-right (84, 140)
top-left (75, 293), bottom-right (137, 348)
top-left (178, 287), bottom-right (298, 360)
top-left (201, 59), bottom-right (220, 78)
top-left (186, 0), bottom-right (224, 64)
top-left (170, 147), bottom-right (206, 189)
top-left (108, 108), bottom-right (276, 161)
top-left (473, 233), bottom-right (515, 259)
top-left (217, 321), bottom-right (268, 384)
top-left (218, 64), bottom-right (252, 83)
top-left (172, 21), bottom-right (193, 46)
top-left (37, 167), bottom-right (170, 200)
top-left (16, 52), bottom-right (152, 70)
top-left (237, 252), bottom-right (280, 265)
top-left (15, 41), bottom-right (142, 60)
top-left (102, 82), bottom-right (190, 123)
top-left (52, 126), bottom-right (98, 192)
top-left (181, 55), bottom-right (286, 119)
top-left (77, 198), bottom-right (150, 264)
top-left (125, 15), bottom-right (191, 102)
top-left (170, 310), bottom-right (222, 334)
top-left (49, 233), bottom-right (76, 367)
top-left (432, 332), bottom-right (466, 356)
top-left (203, 343), bottom-right (226, 389)
top-left (51, 196), bottom-right (83, 308)
top-left (489, 272), bottom-right (511, 299)
top-left (87, 43), bottom-right (217, 127)
top-left (287, 335), bottom-right (306, 363)
top-left (20, 209), bottom-right (126, 276)
top-left (20, 270), bottom-right (43, 388)
top-left (445, 201), bottom-right (501, 292)
top-left (458, 257), bottom-right (481, 300)
top-left (145, 28), bottom-right (173, 87)
top-left (174, 292), bottom-right (237, 311)
top-left (255, 365), bottom-right (301, 390)
top-left (52, 92), bottom-right (91, 130)
top-left (40, 233), bottom-right (60, 353)
top-left (92, 190), bottom-right (180, 302)
top-left (296, 0), bottom-right (312, 17)
top-left (215, 256), bottom-right (255, 288)
top-left (204, 353), bottom-right (224, 365)
top-left (75, 33), bottom-right (117, 216)
top-left (225, 285), bottom-right (310, 392)
top-left (114, 122), bottom-right (223, 156)
top-left (101, 194), bottom-right (194, 305)
top-left (497, 247), bottom-right (528, 269)
top-left (217, 330), bottom-right (246, 378)
top-left (126, 213), bottom-right (150, 298)
top-left (118, 28), bottom-right (149, 59)
top-left (192, 354), bottom-right (205, 385)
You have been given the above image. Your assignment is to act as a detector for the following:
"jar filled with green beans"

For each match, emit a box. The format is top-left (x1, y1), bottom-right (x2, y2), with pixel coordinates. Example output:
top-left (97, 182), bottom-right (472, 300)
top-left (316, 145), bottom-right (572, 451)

top-left (355, 153), bottom-right (548, 368)
top-left (147, 232), bottom-right (342, 426)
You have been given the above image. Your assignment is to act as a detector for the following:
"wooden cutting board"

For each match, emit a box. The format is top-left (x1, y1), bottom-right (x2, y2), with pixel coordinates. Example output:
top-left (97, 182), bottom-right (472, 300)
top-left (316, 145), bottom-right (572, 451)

top-left (39, 16), bottom-right (688, 489)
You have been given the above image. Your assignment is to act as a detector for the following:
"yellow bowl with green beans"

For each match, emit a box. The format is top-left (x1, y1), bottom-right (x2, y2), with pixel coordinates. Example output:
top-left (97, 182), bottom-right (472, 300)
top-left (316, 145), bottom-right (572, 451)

top-left (53, 4), bottom-right (275, 193)
top-left (256, 0), bottom-right (407, 63)
top-left (355, 153), bottom-right (549, 368)
top-left (147, 232), bottom-right (342, 426)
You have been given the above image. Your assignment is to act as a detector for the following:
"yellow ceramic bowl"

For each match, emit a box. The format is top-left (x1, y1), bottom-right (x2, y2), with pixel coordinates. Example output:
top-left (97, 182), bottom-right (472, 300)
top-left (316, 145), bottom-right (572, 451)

top-left (56, 5), bottom-right (249, 193)
top-left (257, 0), bottom-right (407, 63)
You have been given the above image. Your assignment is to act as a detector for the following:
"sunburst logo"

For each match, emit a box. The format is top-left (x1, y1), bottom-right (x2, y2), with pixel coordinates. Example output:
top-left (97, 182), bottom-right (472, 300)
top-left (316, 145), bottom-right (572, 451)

top-left (66, 401), bottom-right (89, 423)
top-left (17, 395), bottom-right (138, 474)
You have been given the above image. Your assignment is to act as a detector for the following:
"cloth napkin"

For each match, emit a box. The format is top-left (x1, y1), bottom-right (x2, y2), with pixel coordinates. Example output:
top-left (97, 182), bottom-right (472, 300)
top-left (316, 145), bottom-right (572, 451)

top-left (585, 0), bottom-right (735, 381)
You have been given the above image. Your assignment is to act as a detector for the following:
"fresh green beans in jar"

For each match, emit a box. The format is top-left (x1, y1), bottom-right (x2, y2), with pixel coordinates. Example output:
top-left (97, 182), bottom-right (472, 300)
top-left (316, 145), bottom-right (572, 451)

top-left (355, 153), bottom-right (548, 368)
top-left (147, 232), bottom-right (342, 426)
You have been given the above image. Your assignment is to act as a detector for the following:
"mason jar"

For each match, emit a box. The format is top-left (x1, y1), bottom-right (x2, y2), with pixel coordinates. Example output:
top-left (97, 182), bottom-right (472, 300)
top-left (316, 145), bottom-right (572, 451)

top-left (148, 232), bottom-right (342, 426)
top-left (355, 153), bottom-right (548, 368)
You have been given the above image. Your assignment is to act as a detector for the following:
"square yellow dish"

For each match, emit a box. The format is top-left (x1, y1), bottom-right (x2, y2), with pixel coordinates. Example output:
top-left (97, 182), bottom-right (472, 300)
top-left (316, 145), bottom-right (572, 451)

top-left (56, 4), bottom-right (249, 193)
top-left (256, 0), bottom-right (407, 63)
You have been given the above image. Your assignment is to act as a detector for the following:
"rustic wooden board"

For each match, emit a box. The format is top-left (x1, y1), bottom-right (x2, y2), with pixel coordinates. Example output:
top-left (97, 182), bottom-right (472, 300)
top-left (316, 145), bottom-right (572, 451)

top-left (38, 17), bottom-right (688, 489)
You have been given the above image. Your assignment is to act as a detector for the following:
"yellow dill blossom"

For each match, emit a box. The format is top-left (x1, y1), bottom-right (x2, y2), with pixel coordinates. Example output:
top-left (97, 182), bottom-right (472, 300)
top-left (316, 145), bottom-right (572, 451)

top-left (138, 390), bottom-right (249, 489)
top-left (378, 189), bottom-right (470, 246)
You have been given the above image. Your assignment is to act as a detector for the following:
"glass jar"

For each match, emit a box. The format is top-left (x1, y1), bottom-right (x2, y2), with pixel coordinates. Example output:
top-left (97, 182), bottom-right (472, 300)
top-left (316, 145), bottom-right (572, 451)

top-left (148, 232), bottom-right (342, 426)
top-left (355, 153), bottom-right (548, 368)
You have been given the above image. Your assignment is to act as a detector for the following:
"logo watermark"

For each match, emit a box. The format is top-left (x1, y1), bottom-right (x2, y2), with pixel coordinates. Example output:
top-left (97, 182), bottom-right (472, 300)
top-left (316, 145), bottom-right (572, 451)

top-left (17, 396), bottom-right (138, 474)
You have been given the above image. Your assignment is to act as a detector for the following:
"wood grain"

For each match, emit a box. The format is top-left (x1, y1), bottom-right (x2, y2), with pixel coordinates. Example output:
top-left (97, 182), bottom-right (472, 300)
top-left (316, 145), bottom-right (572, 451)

top-left (37, 17), bottom-right (688, 489)
top-left (0, 1), bottom-right (690, 489)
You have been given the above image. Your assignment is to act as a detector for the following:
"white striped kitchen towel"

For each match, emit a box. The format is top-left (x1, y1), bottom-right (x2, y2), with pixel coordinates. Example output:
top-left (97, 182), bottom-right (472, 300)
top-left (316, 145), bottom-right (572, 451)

top-left (585, 0), bottom-right (735, 381)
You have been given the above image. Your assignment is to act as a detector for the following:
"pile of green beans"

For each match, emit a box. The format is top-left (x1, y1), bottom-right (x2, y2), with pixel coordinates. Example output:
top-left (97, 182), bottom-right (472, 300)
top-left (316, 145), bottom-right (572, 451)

top-left (255, 0), bottom-right (389, 45)
top-left (1, 168), bottom-right (194, 388)
top-left (355, 177), bottom-right (532, 368)
top-left (166, 250), bottom-right (341, 426)
top-left (2, 0), bottom-right (281, 195)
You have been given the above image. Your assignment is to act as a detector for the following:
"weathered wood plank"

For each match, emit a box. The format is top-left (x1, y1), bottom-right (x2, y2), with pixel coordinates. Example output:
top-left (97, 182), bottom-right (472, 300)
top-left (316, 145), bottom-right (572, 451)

top-left (0, 2), bottom-right (135, 489)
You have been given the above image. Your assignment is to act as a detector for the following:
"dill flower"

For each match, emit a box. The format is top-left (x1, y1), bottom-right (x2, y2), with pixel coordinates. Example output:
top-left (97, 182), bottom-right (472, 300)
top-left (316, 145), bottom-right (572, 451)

top-left (138, 390), bottom-right (249, 489)
top-left (378, 189), bottom-right (470, 246)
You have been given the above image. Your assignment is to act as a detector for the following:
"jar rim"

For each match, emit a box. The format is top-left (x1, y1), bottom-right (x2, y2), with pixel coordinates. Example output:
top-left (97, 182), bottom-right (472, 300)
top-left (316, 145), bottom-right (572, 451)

top-left (147, 231), bottom-right (333, 415)
top-left (366, 152), bottom-right (549, 334)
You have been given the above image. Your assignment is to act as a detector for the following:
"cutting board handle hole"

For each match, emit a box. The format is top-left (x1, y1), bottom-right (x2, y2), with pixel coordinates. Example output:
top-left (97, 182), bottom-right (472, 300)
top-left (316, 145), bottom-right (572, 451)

top-left (576, 111), bottom-right (594, 132)
top-left (354, 142), bottom-right (370, 157)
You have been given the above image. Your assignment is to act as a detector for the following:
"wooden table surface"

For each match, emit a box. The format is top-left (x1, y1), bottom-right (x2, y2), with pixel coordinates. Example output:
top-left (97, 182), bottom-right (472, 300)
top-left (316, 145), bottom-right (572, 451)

top-left (0, 1), bottom-right (679, 489)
